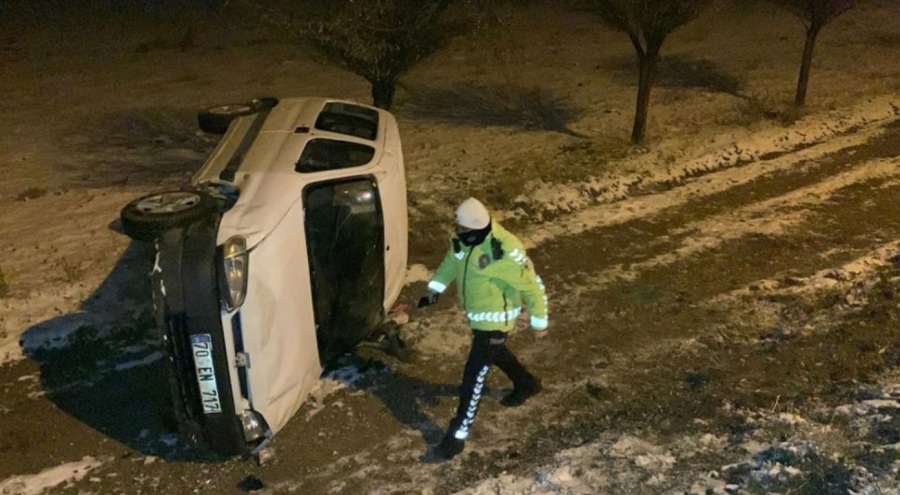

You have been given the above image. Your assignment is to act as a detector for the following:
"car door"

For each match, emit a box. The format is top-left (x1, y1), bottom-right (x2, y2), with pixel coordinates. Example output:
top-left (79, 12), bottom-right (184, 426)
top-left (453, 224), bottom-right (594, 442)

top-left (303, 177), bottom-right (386, 363)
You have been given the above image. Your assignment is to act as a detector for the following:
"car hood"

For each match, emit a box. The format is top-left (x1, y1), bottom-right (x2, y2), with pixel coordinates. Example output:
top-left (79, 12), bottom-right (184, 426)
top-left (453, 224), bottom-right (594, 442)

top-left (215, 172), bottom-right (304, 249)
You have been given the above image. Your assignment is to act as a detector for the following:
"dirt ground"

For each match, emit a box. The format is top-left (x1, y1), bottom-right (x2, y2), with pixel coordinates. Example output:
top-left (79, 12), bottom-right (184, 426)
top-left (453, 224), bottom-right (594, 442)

top-left (1, 1), bottom-right (900, 494)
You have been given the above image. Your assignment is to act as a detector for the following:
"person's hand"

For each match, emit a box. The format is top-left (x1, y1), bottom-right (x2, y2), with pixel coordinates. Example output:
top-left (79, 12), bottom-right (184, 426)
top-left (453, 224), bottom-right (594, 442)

top-left (531, 329), bottom-right (549, 339)
top-left (417, 290), bottom-right (440, 309)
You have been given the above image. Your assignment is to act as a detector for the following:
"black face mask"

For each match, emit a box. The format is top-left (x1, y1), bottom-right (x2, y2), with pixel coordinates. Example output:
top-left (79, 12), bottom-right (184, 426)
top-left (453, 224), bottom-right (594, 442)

top-left (458, 222), bottom-right (492, 247)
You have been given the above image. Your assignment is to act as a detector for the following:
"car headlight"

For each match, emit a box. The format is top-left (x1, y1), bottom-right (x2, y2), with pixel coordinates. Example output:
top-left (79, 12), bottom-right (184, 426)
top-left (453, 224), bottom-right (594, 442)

top-left (239, 410), bottom-right (266, 442)
top-left (222, 236), bottom-right (248, 310)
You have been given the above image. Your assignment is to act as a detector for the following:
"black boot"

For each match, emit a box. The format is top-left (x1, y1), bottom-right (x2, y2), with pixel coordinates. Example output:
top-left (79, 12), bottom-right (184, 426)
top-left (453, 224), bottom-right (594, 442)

top-left (500, 376), bottom-right (542, 407)
top-left (434, 434), bottom-right (465, 460)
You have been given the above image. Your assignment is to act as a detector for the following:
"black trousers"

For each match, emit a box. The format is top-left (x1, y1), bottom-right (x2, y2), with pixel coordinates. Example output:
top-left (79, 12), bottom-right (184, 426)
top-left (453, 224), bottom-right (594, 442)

top-left (446, 330), bottom-right (533, 441)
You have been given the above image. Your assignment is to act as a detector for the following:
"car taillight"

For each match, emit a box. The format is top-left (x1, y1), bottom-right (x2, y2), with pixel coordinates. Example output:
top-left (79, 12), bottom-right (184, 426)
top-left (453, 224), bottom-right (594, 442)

top-left (222, 236), bottom-right (248, 310)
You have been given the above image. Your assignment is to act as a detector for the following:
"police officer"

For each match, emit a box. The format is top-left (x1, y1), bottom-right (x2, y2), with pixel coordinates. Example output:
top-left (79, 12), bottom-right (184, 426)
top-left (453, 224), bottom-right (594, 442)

top-left (419, 197), bottom-right (549, 460)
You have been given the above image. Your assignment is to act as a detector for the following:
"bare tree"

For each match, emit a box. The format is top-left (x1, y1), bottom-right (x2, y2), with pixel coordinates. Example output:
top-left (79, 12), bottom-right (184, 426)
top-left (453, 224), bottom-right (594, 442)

top-left (252, 0), bottom-right (492, 110)
top-left (587, 0), bottom-right (712, 144)
top-left (769, 0), bottom-right (856, 109)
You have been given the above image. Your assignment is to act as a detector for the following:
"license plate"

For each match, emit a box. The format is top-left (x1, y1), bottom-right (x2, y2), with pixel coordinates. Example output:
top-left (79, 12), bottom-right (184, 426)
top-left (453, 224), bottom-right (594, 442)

top-left (191, 334), bottom-right (222, 414)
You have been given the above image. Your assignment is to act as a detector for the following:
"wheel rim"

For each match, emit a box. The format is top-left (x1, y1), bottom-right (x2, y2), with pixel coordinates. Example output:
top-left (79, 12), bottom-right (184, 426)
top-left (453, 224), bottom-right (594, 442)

top-left (136, 192), bottom-right (201, 215)
top-left (210, 104), bottom-right (252, 116)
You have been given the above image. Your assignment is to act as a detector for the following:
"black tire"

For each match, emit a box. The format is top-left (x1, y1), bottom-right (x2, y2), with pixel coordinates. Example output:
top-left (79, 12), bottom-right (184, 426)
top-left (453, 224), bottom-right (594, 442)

top-left (120, 190), bottom-right (218, 242)
top-left (197, 97), bottom-right (279, 134)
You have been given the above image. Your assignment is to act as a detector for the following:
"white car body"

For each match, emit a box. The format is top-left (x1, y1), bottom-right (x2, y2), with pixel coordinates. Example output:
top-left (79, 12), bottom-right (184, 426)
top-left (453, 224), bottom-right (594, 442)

top-left (147, 97), bottom-right (408, 453)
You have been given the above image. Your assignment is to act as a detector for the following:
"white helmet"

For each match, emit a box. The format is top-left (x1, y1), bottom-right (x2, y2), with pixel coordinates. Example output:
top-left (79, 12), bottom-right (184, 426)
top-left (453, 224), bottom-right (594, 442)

top-left (455, 198), bottom-right (491, 230)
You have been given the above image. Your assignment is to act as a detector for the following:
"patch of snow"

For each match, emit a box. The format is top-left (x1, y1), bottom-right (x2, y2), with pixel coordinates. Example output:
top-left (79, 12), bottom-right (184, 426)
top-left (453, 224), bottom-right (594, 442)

top-left (404, 264), bottom-right (431, 285)
top-left (777, 413), bottom-right (809, 426)
top-left (0, 456), bottom-right (105, 495)
top-left (114, 350), bottom-right (164, 371)
top-left (304, 365), bottom-right (369, 420)
top-left (120, 343), bottom-right (150, 353)
top-left (159, 433), bottom-right (179, 448)
top-left (862, 399), bottom-right (900, 409)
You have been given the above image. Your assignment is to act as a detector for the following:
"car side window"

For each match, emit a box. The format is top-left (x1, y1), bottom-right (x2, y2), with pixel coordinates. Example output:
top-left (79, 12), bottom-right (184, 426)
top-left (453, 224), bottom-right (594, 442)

top-left (314, 103), bottom-right (379, 141)
top-left (295, 139), bottom-right (376, 173)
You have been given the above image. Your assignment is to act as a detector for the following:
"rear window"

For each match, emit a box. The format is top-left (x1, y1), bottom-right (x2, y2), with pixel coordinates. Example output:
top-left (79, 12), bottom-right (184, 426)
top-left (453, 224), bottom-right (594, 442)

top-left (295, 138), bottom-right (376, 173)
top-left (314, 102), bottom-right (379, 140)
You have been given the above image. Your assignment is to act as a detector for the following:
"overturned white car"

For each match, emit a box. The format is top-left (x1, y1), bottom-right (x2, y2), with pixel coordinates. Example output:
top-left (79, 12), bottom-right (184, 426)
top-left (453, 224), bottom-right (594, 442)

top-left (120, 97), bottom-right (408, 455)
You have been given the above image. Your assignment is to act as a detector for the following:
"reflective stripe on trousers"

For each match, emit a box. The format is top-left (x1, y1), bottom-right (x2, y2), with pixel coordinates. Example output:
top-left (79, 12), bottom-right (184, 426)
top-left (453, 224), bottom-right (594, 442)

top-left (454, 365), bottom-right (489, 440)
top-left (449, 330), bottom-right (533, 441)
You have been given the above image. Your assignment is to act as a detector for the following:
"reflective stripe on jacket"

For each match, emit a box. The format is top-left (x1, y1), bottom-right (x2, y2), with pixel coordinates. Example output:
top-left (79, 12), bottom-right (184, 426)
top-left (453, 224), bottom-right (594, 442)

top-left (427, 222), bottom-right (548, 332)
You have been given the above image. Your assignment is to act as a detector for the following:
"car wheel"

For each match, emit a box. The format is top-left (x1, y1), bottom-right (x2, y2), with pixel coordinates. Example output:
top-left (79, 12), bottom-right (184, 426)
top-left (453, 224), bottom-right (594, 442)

top-left (120, 190), bottom-right (218, 242)
top-left (197, 97), bottom-right (279, 134)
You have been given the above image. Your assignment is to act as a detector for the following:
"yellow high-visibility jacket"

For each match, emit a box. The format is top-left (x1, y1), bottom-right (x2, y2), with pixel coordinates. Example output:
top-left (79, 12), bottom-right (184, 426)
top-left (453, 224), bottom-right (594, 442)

top-left (427, 222), bottom-right (548, 332)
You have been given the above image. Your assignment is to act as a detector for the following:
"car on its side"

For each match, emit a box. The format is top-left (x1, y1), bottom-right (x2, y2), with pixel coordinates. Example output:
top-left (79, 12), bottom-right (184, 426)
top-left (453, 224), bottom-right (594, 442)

top-left (120, 97), bottom-right (408, 456)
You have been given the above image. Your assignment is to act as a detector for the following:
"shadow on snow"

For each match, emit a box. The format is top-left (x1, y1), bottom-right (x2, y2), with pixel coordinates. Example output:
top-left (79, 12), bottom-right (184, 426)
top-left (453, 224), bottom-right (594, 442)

top-left (17, 221), bottom-right (220, 461)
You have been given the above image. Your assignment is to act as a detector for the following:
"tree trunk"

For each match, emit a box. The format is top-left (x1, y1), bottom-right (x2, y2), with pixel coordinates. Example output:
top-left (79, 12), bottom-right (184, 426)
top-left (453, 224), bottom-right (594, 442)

top-left (631, 49), bottom-right (659, 145)
top-left (371, 78), bottom-right (397, 110)
top-left (795, 25), bottom-right (820, 109)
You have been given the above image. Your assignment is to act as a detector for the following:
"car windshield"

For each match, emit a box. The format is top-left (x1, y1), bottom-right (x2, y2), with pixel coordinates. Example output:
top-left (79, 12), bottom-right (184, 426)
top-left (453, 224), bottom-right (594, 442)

top-left (304, 178), bottom-right (385, 361)
top-left (295, 138), bottom-right (376, 173)
top-left (314, 102), bottom-right (380, 140)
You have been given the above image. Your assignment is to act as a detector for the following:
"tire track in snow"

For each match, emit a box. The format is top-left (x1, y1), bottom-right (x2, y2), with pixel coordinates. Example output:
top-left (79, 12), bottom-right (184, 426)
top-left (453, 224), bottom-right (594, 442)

top-left (520, 119), bottom-right (895, 249)
top-left (525, 157), bottom-right (900, 393)
top-left (513, 97), bottom-right (900, 221)
top-left (556, 156), bottom-right (900, 296)
top-left (520, 118), bottom-right (900, 314)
